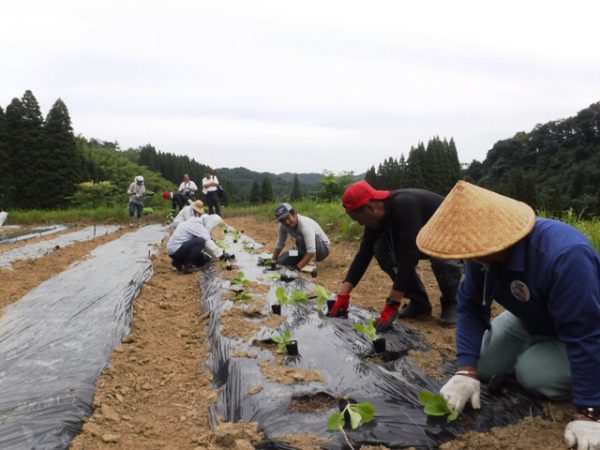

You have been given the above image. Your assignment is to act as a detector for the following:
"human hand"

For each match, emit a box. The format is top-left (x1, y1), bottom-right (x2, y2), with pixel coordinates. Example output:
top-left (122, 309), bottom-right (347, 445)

top-left (375, 297), bottom-right (401, 331)
top-left (564, 420), bottom-right (600, 450)
top-left (440, 374), bottom-right (481, 414)
top-left (327, 293), bottom-right (350, 317)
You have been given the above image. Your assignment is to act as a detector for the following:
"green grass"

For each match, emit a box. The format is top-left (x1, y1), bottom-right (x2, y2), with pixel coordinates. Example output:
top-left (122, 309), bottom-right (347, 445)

top-left (539, 208), bottom-right (600, 252)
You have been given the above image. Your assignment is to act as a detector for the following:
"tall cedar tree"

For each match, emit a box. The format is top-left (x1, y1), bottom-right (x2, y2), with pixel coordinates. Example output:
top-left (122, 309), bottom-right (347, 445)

top-left (260, 176), bottom-right (273, 203)
top-left (0, 107), bottom-right (10, 207)
top-left (290, 174), bottom-right (303, 201)
top-left (5, 91), bottom-right (46, 209)
top-left (249, 180), bottom-right (261, 204)
top-left (42, 99), bottom-right (81, 208)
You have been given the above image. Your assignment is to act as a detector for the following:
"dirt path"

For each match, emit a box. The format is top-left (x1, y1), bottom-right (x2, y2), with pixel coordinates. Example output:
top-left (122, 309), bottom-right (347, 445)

top-left (1, 217), bottom-right (570, 449)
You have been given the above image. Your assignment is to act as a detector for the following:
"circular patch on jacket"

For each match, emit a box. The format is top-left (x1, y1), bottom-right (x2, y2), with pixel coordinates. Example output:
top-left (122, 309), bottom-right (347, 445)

top-left (510, 280), bottom-right (530, 302)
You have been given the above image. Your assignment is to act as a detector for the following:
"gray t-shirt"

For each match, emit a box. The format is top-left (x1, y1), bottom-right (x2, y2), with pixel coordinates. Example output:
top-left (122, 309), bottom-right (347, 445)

top-left (275, 214), bottom-right (330, 253)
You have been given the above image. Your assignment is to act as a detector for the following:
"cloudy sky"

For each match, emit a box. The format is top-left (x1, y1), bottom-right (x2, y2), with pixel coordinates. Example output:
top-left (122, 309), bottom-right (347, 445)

top-left (2, 0), bottom-right (599, 174)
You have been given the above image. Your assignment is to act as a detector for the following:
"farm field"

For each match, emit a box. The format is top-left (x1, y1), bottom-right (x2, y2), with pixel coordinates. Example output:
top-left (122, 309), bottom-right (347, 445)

top-left (1, 216), bottom-right (571, 450)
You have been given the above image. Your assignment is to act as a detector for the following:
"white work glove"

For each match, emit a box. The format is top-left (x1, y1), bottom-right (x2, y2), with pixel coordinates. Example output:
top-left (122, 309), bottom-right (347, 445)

top-left (440, 374), bottom-right (481, 414)
top-left (564, 420), bottom-right (600, 450)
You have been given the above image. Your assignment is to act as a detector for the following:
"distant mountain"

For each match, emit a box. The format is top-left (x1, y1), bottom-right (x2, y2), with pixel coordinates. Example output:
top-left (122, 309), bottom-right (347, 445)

top-left (215, 167), bottom-right (323, 202)
top-left (465, 101), bottom-right (600, 216)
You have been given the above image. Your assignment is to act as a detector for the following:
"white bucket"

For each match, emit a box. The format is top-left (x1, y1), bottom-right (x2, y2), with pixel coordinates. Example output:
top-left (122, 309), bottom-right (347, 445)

top-left (0, 211), bottom-right (7, 227)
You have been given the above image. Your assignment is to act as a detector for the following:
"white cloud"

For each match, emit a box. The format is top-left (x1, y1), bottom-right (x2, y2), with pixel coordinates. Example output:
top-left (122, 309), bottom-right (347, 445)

top-left (1, 0), bottom-right (599, 173)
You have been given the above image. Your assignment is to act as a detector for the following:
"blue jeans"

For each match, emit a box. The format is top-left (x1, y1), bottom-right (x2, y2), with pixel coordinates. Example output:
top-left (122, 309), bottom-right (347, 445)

top-left (478, 311), bottom-right (572, 400)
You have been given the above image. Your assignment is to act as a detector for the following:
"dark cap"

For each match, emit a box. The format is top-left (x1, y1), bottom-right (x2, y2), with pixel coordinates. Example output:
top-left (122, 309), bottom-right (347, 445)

top-left (342, 180), bottom-right (390, 211)
top-left (274, 203), bottom-right (293, 220)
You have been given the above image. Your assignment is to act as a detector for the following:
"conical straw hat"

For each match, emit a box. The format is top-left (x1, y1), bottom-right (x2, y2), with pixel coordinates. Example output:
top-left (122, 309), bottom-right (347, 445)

top-left (416, 181), bottom-right (535, 259)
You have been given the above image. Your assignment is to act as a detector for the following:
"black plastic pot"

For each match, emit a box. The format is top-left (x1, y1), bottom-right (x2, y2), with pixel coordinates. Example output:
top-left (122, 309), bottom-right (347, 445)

top-left (286, 340), bottom-right (298, 355)
top-left (326, 300), bottom-right (336, 313)
top-left (271, 304), bottom-right (281, 315)
top-left (373, 337), bottom-right (386, 353)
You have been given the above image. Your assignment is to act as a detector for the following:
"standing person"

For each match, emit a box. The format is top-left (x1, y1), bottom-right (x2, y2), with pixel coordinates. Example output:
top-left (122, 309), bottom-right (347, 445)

top-left (202, 170), bottom-right (221, 216)
top-left (416, 180), bottom-right (600, 450)
top-left (178, 174), bottom-right (198, 202)
top-left (127, 175), bottom-right (145, 227)
top-left (166, 202), bottom-right (232, 273)
top-left (328, 180), bottom-right (463, 329)
top-left (271, 203), bottom-right (330, 270)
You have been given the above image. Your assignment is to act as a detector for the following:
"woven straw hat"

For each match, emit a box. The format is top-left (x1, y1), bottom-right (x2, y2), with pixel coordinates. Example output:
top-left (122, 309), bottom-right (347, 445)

top-left (416, 181), bottom-right (535, 259)
top-left (190, 200), bottom-right (205, 215)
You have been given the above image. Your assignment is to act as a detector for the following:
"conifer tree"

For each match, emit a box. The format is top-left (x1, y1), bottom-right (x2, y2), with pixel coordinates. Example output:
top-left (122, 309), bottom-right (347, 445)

top-left (42, 99), bottom-right (81, 207)
top-left (290, 174), bottom-right (303, 201)
top-left (404, 143), bottom-right (427, 188)
top-left (260, 176), bottom-right (273, 203)
top-left (6, 91), bottom-right (46, 208)
top-left (249, 180), bottom-right (261, 204)
top-left (0, 107), bottom-right (11, 207)
top-left (364, 165), bottom-right (378, 187)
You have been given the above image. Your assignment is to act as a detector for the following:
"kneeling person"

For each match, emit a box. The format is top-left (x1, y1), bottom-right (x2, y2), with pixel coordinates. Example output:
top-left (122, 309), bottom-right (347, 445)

top-left (271, 203), bottom-right (330, 270)
top-left (166, 202), bottom-right (229, 273)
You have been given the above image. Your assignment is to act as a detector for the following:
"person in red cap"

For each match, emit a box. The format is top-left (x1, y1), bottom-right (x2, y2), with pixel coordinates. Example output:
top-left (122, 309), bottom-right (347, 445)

top-left (328, 180), bottom-right (463, 329)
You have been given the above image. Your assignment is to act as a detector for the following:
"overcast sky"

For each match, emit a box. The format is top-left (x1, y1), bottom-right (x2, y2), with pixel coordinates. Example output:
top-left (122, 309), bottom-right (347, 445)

top-left (2, 0), bottom-right (599, 174)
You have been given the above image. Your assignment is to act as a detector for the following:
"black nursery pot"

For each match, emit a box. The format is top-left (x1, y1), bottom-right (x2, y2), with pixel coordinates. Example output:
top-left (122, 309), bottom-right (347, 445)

top-left (286, 340), bottom-right (299, 355)
top-left (326, 300), bottom-right (336, 313)
top-left (373, 337), bottom-right (386, 353)
top-left (271, 304), bottom-right (281, 315)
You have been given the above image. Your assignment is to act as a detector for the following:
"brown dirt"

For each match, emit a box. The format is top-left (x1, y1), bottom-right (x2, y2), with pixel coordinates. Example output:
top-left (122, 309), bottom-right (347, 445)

top-left (1, 216), bottom-right (571, 450)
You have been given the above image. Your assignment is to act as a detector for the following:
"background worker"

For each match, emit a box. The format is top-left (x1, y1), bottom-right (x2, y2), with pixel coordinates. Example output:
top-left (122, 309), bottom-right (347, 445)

top-left (271, 203), bottom-right (330, 270)
top-left (166, 202), bottom-right (232, 273)
top-left (163, 190), bottom-right (191, 211)
top-left (169, 200), bottom-right (205, 229)
top-left (126, 175), bottom-right (145, 227)
top-left (328, 180), bottom-right (463, 329)
top-left (201, 170), bottom-right (221, 216)
top-left (416, 181), bottom-right (600, 450)
top-left (178, 174), bottom-right (198, 202)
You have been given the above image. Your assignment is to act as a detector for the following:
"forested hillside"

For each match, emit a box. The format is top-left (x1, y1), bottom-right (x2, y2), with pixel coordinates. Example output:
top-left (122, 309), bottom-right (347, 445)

top-left (465, 101), bottom-right (600, 216)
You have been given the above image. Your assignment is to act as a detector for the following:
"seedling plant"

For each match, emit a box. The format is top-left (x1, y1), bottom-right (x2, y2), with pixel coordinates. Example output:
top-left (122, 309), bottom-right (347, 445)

top-left (353, 317), bottom-right (378, 341)
top-left (314, 284), bottom-right (332, 306)
top-left (234, 291), bottom-right (252, 301)
top-left (271, 329), bottom-right (293, 353)
top-left (231, 271), bottom-right (250, 286)
top-left (214, 239), bottom-right (228, 249)
top-left (327, 397), bottom-right (375, 450)
top-left (417, 389), bottom-right (459, 421)
top-left (275, 287), bottom-right (309, 305)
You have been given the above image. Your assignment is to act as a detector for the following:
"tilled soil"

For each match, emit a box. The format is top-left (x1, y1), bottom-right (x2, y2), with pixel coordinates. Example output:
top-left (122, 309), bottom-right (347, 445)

top-left (1, 217), bottom-right (570, 450)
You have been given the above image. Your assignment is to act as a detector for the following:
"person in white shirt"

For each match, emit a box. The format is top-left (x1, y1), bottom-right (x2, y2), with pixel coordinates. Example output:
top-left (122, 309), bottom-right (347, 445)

top-left (178, 174), bottom-right (198, 202)
top-left (126, 175), bottom-right (145, 227)
top-left (170, 200), bottom-right (204, 229)
top-left (201, 170), bottom-right (221, 216)
top-left (271, 203), bottom-right (330, 270)
top-left (166, 203), bottom-right (231, 273)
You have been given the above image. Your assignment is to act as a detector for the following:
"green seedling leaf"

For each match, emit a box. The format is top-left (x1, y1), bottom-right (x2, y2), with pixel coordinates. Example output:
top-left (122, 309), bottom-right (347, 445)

top-left (234, 291), bottom-right (252, 301)
top-left (348, 408), bottom-right (362, 430)
top-left (418, 389), bottom-right (459, 421)
top-left (326, 412), bottom-right (344, 431)
top-left (291, 291), bottom-right (309, 302)
top-left (271, 329), bottom-right (292, 353)
top-left (275, 287), bottom-right (291, 305)
top-left (231, 271), bottom-right (249, 285)
top-left (314, 285), bottom-right (331, 306)
top-left (214, 239), bottom-right (228, 249)
top-left (352, 402), bottom-right (376, 423)
top-left (353, 317), bottom-right (377, 341)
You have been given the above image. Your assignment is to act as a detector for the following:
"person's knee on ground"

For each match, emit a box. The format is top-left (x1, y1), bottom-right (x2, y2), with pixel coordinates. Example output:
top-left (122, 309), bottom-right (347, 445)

top-left (514, 340), bottom-right (572, 400)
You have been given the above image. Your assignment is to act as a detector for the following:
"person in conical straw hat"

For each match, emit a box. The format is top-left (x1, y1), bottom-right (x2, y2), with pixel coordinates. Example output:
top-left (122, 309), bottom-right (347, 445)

top-left (417, 180), bottom-right (600, 449)
top-left (328, 180), bottom-right (464, 328)
top-left (169, 200), bottom-right (206, 230)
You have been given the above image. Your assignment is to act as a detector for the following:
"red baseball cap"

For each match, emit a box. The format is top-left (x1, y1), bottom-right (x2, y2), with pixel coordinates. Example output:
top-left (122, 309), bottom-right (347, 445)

top-left (342, 180), bottom-right (390, 211)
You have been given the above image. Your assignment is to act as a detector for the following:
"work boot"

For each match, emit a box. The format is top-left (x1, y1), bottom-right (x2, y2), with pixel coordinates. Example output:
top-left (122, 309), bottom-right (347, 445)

top-left (439, 299), bottom-right (457, 326)
top-left (397, 296), bottom-right (432, 319)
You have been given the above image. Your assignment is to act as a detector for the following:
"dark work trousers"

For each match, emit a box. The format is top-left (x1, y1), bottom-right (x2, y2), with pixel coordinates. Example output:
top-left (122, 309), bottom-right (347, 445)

top-left (276, 234), bottom-right (330, 267)
top-left (373, 236), bottom-right (463, 305)
top-left (172, 193), bottom-right (190, 211)
top-left (128, 202), bottom-right (143, 218)
top-left (169, 237), bottom-right (209, 269)
top-left (205, 190), bottom-right (221, 216)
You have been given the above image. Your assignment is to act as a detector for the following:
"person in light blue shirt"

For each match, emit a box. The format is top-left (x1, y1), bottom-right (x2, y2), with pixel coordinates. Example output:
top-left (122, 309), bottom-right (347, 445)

top-left (416, 181), bottom-right (600, 450)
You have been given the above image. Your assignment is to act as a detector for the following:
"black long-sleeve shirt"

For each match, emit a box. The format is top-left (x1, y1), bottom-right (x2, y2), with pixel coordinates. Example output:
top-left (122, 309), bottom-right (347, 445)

top-left (344, 189), bottom-right (444, 292)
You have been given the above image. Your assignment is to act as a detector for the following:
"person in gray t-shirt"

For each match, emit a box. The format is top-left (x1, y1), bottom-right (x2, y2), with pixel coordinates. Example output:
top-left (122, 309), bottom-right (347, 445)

top-left (271, 203), bottom-right (330, 269)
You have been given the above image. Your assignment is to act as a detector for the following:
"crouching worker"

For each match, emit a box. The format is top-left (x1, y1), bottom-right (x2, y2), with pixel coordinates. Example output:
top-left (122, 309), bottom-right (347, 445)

top-left (328, 180), bottom-right (463, 329)
top-left (162, 190), bottom-right (191, 211)
top-left (166, 202), bottom-right (232, 273)
top-left (169, 200), bottom-right (205, 230)
top-left (271, 203), bottom-right (330, 271)
top-left (416, 181), bottom-right (600, 450)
